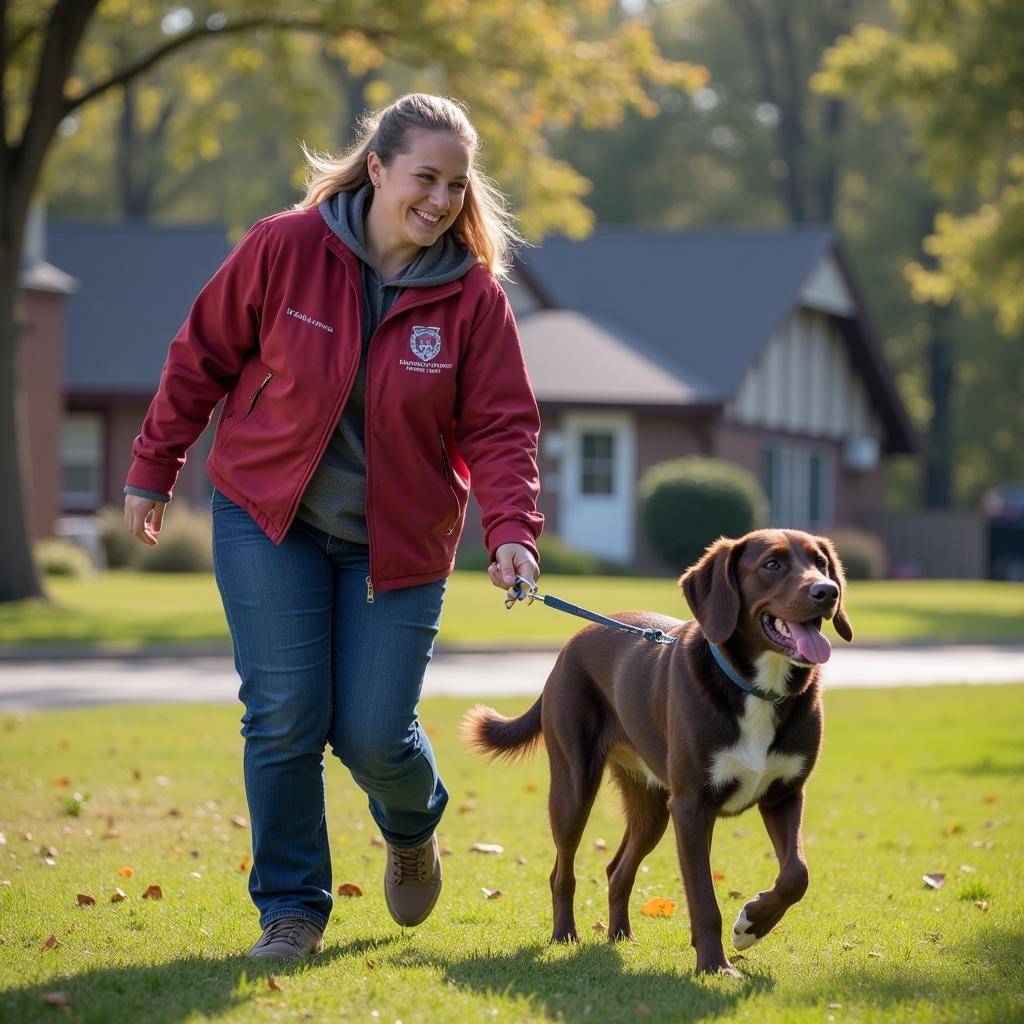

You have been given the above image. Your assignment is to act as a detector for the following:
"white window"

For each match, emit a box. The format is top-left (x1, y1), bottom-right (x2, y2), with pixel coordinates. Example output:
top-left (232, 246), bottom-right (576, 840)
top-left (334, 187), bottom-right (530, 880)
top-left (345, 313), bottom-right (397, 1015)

top-left (580, 431), bottom-right (615, 495)
top-left (761, 443), bottom-right (833, 531)
top-left (60, 412), bottom-right (104, 508)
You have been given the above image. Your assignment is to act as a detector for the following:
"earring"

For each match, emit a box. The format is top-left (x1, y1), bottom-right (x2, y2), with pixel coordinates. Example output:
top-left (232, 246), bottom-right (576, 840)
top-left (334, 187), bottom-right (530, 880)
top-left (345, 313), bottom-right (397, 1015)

top-left (373, 180), bottom-right (380, 190)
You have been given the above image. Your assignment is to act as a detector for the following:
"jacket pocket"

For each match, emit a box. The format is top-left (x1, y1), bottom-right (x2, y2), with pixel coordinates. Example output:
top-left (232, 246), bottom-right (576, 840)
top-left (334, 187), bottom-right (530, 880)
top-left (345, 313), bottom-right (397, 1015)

top-left (246, 371), bottom-right (273, 416)
top-left (220, 370), bottom-right (273, 446)
top-left (439, 432), bottom-right (460, 536)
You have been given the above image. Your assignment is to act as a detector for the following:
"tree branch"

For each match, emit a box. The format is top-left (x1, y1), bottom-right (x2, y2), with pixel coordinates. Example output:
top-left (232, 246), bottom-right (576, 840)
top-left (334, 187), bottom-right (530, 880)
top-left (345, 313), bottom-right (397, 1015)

top-left (63, 15), bottom-right (346, 115)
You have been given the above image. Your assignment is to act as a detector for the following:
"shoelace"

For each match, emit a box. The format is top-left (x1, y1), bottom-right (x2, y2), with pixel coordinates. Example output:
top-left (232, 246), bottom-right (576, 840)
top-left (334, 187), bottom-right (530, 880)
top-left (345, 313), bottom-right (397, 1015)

top-left (260, 918), bottom-right (310, 951)
top-left (391, 844), bottom-right (429, 884)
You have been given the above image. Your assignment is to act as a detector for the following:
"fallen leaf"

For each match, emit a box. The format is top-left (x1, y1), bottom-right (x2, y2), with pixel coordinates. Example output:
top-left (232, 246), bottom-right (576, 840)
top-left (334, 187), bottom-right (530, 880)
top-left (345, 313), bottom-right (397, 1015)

top-left (231, 816), bottom-right (249, 829)
top-left (141, 884), bottom-right (163, 900)
top-left (117, 866), bottom-right (133, 878)
top-left (51, 776), bottom-right (70, 787)
top-left (238, 855), bottom-right (252, 872)
top-left (41, 933), bottom-right (58, 951)
top-left (974, 900), bottom-right (989, 912)
top-left (594, 838), bottom-right (607, 850)
top-left (982, 794), bottom-right (997, 804)
top-left (640, 897), bottom-right (676, 918)
top-left (103, 829), bottom-right (120, 839)
top-left (458, 800), bottom-right (476, 813)
top-left (944, 824), bottom-right (963, 836)
top-left (592, 920), bottom-right (608, 933)
top-left (39, 991), bottom-right (71, 1009)
top-left (841, 941), bottom-right (857, 950)
top-left (110, 888), bottom-right (127, 903)
top-left (132, 768), bottom-right (142, 781)
top-left (826, 1003), bottom-right (843, 1010)
top-left (868, 951), bottom-right (883, 959)
top-left (370, 835), bottom-right (385, 848)
top-left (76, 893), bottom-right (96, 907)
top-left (481, 888), bottom-right (502, 900)
top-left (40, 845), bottom-right (58, 859)
top-left (469, 843), bottom-right (504, 854)
top-left (524, 782), bottom-right (537, 792)
top-left (923, 872), bottom-right (946, 889)
top-left (366, 959), bottom-right (376, 969)
top-left (711, 870), bottom-right (726, 881)
top-left (337, 883), bottom-right (363, 897)
top-left (267, 976), bottom-right (283, 992)
top-left (959, 864), bottom-right (975, 875)
top-left (727, 890), bottom-right (744, 900)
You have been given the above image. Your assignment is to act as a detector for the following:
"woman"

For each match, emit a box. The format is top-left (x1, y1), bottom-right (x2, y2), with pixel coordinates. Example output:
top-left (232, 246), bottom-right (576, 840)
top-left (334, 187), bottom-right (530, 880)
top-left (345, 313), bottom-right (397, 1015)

top-left (124, 93), bottom-right (542, 959)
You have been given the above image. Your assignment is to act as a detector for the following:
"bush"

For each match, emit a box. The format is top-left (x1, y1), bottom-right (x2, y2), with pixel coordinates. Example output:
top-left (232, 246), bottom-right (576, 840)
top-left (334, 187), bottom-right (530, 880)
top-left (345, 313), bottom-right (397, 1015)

top-left (35, 539), bottom-right (94, 578)
top-left (96, 506), bottom-right (140, 569)
top-left (639, 456), bottom-right (769, 572)
top-left (827, 526), bottom-right (888, 580)
top-left (136, 503), bottom-right (213, 573)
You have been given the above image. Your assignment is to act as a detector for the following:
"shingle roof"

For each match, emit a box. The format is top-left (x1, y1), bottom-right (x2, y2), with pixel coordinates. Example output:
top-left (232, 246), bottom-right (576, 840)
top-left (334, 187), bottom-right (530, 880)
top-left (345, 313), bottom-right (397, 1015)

top-left (48, 222), bottom-right (233, 394)
top-left (517, 225), bottom-right (834, 402)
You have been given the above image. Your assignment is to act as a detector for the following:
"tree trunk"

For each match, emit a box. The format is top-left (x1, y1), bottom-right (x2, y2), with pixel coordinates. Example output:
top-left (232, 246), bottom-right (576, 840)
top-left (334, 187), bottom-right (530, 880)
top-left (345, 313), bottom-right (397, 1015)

top-left (923, 301), bottom-right (953, 508)
top-left (0, 243), bottom-right (45, 601)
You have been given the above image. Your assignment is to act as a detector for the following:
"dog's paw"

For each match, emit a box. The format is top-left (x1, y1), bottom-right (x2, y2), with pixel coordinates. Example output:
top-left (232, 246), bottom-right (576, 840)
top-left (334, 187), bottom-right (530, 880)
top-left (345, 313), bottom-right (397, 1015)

top-left (732, 906), bottom-right (762, 951)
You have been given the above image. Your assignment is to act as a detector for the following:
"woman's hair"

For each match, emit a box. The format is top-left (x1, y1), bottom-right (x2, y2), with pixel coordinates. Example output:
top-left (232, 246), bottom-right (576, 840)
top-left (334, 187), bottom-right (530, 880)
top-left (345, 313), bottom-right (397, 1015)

top-left (295, 93), bottom-right (522, 278)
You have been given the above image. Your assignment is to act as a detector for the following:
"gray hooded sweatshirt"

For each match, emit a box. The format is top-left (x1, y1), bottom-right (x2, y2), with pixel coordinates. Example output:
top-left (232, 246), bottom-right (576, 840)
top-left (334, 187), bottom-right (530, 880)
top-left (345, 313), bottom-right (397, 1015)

top-left (296, 184), bottom-right (476, 543)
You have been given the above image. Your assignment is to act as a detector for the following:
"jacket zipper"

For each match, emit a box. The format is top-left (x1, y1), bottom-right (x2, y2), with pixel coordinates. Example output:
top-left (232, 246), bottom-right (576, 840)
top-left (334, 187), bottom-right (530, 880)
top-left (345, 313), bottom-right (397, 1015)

top-left (438, 432), bottom-right (460, 535)
top-left (247, 372), bottom-right (273, 415)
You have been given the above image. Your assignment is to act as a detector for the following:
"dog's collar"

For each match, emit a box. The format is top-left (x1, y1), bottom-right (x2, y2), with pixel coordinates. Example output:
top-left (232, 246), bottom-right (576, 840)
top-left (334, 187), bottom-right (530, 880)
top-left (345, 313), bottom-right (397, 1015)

top-left (709, 643), bottom-right (790, 705)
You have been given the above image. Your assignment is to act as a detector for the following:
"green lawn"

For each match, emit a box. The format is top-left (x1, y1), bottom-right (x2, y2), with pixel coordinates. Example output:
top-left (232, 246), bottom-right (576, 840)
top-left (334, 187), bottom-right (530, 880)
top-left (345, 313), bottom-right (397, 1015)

top-left (1, 572), bottom-right (1023, 651)
top-left (0, 686), bottom-right (1021, 1023)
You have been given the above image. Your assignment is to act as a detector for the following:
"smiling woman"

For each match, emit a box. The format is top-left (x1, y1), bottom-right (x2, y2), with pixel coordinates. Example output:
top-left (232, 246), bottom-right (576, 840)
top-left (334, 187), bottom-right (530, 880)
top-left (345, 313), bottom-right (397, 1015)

top-left (120, 92), bottom-right (543, 961)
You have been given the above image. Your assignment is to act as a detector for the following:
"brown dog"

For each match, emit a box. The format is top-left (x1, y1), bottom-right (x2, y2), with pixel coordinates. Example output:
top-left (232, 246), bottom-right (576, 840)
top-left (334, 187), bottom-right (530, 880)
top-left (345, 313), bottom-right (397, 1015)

top-left (463, 528), bottom-right (853, 975)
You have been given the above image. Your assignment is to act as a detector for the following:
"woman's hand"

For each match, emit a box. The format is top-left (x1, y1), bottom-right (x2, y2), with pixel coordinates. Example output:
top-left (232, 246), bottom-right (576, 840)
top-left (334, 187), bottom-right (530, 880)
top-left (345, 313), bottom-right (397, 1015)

top-left (488, 542), bottom-right (540, 591)
top-left (124, 494), bottom-right (167, 546)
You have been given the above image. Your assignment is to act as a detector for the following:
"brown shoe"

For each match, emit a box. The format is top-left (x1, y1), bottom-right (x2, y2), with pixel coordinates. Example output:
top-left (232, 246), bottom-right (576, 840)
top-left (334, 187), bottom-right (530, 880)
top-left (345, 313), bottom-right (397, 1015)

top-left (384, 835), bottom-right (442, 926)
top-left (247, 917), bottom-right (325, 959)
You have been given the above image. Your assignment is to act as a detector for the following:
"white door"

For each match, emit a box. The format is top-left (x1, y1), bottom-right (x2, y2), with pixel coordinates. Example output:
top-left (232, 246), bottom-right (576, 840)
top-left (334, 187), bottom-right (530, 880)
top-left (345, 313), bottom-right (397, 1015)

top-left (559, 412), bottom-right (636, 563)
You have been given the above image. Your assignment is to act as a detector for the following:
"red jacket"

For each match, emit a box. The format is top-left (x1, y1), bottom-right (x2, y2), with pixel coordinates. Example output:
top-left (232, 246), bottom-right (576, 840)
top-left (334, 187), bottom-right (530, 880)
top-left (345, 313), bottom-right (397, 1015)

top-left (126, 209), bottom-right (543, 592)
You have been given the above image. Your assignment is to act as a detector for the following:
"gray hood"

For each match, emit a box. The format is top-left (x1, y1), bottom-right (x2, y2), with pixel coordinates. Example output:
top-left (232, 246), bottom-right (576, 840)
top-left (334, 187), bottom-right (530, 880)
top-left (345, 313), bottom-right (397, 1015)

top-left (320, 184), bottom-right (476, 287)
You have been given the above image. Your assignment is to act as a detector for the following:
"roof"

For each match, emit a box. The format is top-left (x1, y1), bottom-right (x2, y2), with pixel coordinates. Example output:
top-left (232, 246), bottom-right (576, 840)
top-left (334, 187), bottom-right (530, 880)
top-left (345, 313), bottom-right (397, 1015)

top-left (517, 225), bottom-right (834, 402)
top-left (48, 222), bottom-right (233, 394)
top-left (516, 225), bottom-right (915, 452)
top-left (518, 309), bottom-right (697, 406)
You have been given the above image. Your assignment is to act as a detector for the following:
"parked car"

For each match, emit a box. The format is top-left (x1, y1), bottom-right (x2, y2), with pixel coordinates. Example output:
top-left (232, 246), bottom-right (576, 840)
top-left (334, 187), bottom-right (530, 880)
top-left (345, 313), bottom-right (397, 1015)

top-left (983, 481), bottom-right (1024, 580)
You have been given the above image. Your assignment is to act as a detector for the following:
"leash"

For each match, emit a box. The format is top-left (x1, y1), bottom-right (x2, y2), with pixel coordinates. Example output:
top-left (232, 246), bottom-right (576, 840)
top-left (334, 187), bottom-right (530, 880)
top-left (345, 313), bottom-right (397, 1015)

top-left (504, 576), bottom-right (677, 645)
top-left (504, 576), bottom-right (788, 703)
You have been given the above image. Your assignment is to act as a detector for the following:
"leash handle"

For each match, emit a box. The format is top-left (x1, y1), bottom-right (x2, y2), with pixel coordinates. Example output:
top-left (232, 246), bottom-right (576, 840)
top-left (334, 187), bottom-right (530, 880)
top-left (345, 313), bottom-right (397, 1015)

top-left (504, 575), bottom-right (676, 646)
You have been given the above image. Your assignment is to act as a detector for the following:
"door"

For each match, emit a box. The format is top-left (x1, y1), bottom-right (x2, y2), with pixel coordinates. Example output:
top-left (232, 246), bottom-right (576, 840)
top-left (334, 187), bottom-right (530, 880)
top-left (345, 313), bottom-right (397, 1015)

top-left (559, 412), bottom-right (636, 563)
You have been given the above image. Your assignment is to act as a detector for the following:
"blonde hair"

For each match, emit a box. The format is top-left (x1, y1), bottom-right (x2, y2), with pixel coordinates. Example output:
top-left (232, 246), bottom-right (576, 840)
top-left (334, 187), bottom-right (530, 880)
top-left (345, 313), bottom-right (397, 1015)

top-left (295, 93), bottom-right (522, 278)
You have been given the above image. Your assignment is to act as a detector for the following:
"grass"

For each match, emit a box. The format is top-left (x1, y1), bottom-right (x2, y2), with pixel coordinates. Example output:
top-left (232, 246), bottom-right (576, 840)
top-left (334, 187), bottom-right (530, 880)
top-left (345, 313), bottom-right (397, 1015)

top-left (0, 686), bottom-right (1021, 1023)
top-left (1, 573), bottom-right (1024, 652)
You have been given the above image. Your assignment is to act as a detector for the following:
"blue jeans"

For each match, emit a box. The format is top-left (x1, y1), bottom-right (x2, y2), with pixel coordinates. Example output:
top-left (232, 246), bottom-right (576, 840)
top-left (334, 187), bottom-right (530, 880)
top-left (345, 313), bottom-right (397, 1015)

top-left (211, 489), bottom-right (448, 930)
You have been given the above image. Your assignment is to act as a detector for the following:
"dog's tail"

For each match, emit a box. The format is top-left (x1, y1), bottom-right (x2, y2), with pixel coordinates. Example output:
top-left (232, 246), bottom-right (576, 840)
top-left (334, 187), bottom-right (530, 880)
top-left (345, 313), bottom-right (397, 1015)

top-left (461, 696), bottom-right (543, 762)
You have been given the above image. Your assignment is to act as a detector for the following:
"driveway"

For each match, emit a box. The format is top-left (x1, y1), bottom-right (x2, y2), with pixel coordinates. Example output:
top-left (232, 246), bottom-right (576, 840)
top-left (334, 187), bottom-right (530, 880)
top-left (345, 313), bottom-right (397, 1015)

top-left (1, 643), bottom-right (1023, 711)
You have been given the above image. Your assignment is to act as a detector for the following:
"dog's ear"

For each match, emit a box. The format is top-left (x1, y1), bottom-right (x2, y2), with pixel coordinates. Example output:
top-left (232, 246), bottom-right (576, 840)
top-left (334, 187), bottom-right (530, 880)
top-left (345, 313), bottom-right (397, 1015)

top-left (819, 536), bottom-right (854, 642)
top-left (679, 537), bottom-right (743, 644)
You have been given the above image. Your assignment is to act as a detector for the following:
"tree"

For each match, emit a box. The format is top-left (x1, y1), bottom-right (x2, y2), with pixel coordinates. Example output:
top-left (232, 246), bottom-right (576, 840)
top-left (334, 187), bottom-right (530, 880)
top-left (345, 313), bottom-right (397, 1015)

top-left (0, 0), bottom-right (706, 602)
top-left (815, 0), bottom-right (1024, 505)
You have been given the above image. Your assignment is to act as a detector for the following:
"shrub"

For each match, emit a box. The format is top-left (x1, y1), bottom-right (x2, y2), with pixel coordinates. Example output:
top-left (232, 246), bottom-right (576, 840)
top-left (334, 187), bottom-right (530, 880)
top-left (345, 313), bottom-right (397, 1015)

top-left (96, 506), bottom-right (140, 569)
top-left (136, 503), bottom-right (213, 573)
top-left (826, 526), bottom-right (888, 580)
top-left (639, 456), bottom-right (769, 572)
top-left (35, 539), bottom-right (94, 578)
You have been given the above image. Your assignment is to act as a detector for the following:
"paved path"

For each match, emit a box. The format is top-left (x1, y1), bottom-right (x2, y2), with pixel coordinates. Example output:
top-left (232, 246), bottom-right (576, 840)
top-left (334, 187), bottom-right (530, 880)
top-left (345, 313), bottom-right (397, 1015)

top-left (0, 644), bottom-right (1023, 711)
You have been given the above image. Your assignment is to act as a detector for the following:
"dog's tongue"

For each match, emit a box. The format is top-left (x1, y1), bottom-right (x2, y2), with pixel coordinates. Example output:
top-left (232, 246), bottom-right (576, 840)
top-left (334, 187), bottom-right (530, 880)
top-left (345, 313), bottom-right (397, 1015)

top-left (785, 620), bottom-right (832, 664)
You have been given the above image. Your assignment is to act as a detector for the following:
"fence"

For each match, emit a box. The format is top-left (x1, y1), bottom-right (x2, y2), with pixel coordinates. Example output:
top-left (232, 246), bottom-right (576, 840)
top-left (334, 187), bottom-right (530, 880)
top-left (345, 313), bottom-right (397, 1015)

top-left (858, 508), bottom-right (988, 579)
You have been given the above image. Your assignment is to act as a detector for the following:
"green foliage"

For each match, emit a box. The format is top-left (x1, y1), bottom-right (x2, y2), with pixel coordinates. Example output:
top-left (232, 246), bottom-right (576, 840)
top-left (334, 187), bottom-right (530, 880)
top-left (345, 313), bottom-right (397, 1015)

top-left (638, 457), bottom-right (769, 572)
top-left (34, 539), bottom-right (93, 578)
top-left (136, 504), bottom-right (212, 574)
top-left (816, 0), bottom-right (1024, 334)
top-left (827, 525), bottom-right (889, 581)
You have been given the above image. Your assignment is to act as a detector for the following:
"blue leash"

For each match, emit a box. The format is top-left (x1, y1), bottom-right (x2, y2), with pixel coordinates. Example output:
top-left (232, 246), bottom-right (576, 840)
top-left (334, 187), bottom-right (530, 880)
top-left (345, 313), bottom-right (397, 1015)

top-left (504, 576), bottom-right (677, 645)
top-left (504, 576), bottom-right (788, 703)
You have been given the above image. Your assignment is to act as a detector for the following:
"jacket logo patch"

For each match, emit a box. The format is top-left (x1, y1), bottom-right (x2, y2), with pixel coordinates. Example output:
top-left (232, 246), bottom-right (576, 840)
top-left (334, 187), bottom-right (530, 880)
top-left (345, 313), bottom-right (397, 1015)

top-left (409, 325), bottom-right (442, 362)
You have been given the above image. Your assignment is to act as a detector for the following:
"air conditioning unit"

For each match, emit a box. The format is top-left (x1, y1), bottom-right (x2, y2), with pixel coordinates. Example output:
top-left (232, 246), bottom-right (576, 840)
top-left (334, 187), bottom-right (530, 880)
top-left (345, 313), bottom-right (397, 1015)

top-left (843, 435), bottom-right (879, 471)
